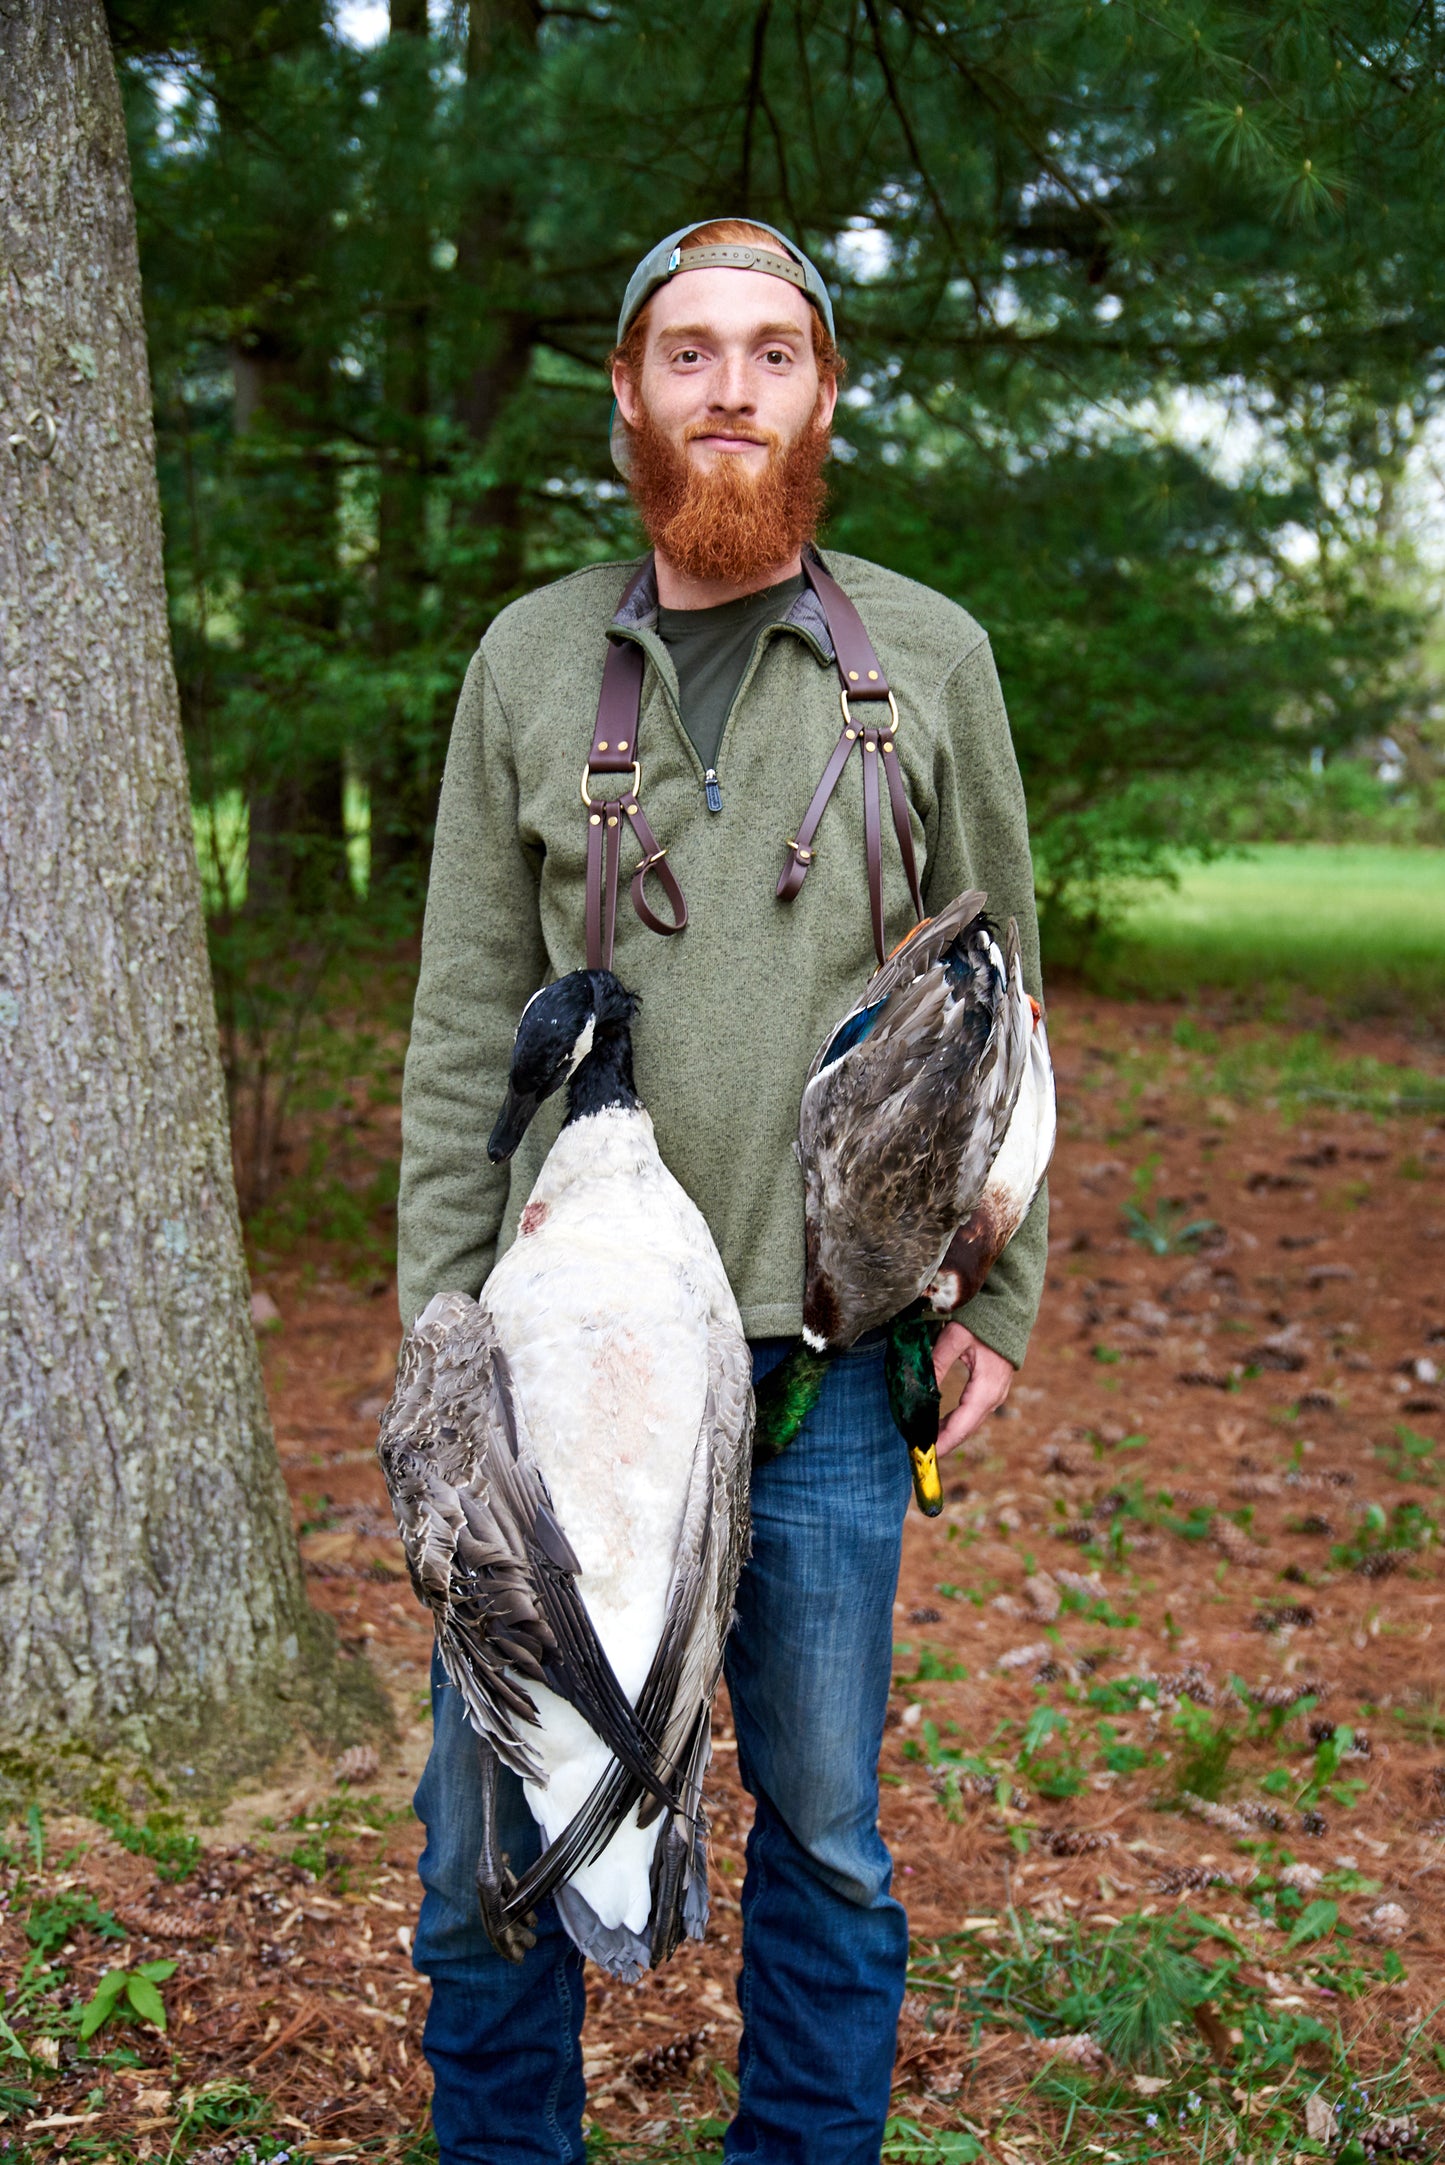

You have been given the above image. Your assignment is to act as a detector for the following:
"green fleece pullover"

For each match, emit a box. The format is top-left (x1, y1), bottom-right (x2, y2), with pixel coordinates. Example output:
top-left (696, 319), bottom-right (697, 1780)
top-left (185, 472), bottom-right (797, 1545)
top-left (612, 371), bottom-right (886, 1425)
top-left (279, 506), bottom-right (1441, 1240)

top-left (397, 548), bottom-right (1048, 1360)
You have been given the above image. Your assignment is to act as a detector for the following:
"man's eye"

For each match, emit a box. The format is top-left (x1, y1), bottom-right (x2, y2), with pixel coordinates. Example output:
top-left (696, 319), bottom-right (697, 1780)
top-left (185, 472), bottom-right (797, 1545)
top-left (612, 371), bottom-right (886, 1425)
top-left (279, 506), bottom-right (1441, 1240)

top-left (764, 349), bottom-right (789, 365)
top-left (676, 349), bottom-right (701, 364)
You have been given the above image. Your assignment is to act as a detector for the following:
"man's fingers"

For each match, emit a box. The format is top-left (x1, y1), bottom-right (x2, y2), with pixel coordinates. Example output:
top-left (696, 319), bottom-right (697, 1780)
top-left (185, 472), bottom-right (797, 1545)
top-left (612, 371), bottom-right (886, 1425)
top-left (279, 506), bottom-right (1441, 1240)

top-left (932, 1320), bottom-right (973, 1390)
top-left (936, 1369), bottom-right (990, 1457)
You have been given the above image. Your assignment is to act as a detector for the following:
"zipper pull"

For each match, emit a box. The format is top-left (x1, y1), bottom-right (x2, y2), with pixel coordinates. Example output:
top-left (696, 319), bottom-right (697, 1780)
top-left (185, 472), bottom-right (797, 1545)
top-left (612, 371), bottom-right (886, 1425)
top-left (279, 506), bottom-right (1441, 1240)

top-left (703, 769), bottom-right (723, 813)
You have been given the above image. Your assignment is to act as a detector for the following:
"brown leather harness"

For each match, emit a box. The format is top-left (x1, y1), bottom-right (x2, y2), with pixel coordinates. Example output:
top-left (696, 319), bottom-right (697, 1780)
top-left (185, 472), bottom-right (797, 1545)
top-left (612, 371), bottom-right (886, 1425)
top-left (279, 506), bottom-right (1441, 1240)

top-left (582, 550), bottom-right (924, 973)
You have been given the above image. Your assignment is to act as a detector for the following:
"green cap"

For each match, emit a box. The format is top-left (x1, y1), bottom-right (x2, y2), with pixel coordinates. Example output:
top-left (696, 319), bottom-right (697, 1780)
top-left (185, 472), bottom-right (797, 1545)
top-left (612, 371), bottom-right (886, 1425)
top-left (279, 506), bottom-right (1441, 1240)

top-left (617, 219), bottom-right (835, 343)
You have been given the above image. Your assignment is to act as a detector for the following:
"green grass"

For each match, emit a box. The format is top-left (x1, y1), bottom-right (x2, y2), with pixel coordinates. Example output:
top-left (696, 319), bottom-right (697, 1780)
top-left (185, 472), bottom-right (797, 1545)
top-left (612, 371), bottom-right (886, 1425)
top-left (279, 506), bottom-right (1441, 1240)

top-left (1101, 845), bottom-right (1445, 1012)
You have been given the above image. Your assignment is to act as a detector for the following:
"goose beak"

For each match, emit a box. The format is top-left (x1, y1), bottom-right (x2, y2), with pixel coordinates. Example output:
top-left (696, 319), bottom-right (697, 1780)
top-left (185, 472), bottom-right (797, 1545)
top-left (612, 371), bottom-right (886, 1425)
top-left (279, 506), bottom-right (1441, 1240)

top-left (488, 1086), bottom-right (540, 1164)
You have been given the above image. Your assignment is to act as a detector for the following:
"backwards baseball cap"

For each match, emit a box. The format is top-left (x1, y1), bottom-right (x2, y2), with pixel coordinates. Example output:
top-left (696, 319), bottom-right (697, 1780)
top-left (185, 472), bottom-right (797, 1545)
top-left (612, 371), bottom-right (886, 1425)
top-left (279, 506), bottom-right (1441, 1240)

top-left (617, 218), bottom-right (836, 345)
top-left (611, 219), bottom-right (835, 476)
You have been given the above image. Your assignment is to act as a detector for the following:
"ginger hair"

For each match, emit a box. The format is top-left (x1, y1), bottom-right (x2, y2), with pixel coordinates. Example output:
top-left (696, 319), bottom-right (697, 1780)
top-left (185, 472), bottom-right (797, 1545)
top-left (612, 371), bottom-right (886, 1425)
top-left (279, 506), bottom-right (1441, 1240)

top-left (609, 219), bottom-right (843, 386)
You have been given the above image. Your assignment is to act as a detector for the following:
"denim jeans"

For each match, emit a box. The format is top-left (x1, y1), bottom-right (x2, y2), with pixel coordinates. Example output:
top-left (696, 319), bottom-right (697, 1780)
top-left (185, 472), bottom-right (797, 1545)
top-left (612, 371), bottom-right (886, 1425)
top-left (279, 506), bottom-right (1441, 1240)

top-left (412, 1337), bottom-right (911, 2164)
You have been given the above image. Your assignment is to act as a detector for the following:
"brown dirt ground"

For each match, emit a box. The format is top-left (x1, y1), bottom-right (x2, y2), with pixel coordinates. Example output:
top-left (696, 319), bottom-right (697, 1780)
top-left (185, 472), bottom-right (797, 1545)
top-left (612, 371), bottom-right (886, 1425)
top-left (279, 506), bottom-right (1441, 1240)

top-left (5, 990), bottom-right (1444, 2161)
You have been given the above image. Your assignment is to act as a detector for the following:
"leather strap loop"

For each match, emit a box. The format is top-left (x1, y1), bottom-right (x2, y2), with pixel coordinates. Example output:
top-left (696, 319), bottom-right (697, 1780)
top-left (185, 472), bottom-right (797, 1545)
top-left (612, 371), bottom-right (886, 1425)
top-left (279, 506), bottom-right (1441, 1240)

top-left (881, 732), bottom-right (924, 923)
top-left (774, 551), bottom-right (924, 966)
top-left (625, 796), bottom-right (688, 940)
top-left (775, 721), bottom-right (857, 903)
top-left (583, 571), bottom-right (690, 970)
top-left (861, 728), bottom-right (884, 965)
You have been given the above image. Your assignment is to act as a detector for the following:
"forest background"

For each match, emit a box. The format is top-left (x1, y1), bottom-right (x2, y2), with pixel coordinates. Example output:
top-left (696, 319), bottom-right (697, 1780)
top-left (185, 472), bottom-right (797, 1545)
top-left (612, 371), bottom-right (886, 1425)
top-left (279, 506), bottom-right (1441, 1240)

top-left (110, 0), bottom-right (1445, 1213)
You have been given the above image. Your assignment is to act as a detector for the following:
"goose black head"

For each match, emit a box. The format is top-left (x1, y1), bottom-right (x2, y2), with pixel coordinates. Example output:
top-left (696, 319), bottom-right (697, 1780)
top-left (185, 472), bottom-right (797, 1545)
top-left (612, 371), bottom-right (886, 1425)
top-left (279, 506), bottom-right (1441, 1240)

top-left (487, 970), bottom-right (640, 1163)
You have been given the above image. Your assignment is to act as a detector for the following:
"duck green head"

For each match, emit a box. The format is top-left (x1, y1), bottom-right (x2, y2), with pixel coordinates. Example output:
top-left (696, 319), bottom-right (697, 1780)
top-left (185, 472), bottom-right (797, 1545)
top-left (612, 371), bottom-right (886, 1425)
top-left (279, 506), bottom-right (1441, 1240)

top-left (488, 970), bottom-right (641, 1163)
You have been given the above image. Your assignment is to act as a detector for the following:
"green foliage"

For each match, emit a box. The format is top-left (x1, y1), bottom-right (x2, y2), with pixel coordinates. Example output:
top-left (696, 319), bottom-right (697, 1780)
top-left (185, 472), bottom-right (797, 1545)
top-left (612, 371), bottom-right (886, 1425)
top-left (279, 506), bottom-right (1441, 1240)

top-left (74, 1959), bottom-right (177, 2040)
top-left (109, 0), bottom-right (1445, 1022)
top-left (1101, 844), bottom-right (1445, 1015)
top-left (24, 1890), bottom-right (126, 1957)
top-left (1330, 1500), bottom-right (1438, 1575)
top-left (171, 2078), bottom-right (273, 2139)
top-left (1170, 1699), bottom-right (1240, 1801)
top-left (1122, 1158), bottom-right (1218, 1256)
top-left (90, 1802), bottom-right (201, 1883)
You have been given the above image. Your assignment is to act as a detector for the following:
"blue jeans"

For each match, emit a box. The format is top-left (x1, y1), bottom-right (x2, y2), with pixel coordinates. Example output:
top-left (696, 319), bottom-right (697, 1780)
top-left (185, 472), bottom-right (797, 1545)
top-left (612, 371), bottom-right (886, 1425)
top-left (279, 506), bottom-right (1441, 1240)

top-left (412, 1338), bottom-right (911, 2164)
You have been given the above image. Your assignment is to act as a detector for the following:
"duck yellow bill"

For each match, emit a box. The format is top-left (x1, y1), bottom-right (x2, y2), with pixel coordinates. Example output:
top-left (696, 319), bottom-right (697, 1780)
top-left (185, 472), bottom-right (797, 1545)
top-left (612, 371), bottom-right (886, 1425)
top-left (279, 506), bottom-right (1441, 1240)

top-left (909, 1441), bottom-right (943, 1517)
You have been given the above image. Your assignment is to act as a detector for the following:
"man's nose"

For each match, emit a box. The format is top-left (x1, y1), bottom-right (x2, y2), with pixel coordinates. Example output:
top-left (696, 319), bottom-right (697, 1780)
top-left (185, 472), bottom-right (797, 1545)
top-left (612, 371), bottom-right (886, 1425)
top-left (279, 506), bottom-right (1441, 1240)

top-left (707, 354), bottom-right (756, 413)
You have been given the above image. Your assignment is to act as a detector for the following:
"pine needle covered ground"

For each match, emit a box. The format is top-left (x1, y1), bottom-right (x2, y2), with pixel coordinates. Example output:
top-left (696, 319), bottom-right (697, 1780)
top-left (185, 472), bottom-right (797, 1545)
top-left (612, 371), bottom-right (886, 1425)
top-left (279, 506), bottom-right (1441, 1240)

top-left (2, 988), bottom-right (1443, 2165)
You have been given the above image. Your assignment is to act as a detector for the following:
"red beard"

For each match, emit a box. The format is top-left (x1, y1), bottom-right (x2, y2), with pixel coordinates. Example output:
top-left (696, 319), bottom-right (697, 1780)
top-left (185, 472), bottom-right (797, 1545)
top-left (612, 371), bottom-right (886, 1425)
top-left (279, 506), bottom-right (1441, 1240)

top-left (622, 400), bottom-right (830, 585)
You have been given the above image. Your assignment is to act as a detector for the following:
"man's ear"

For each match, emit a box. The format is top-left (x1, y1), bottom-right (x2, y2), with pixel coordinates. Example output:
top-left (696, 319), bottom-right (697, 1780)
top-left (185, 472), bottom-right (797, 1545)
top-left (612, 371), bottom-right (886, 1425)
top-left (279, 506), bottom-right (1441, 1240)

top-left (612, 363), bottom-right (641, 429)
top-left (816, 372), bottom-right (839, 432)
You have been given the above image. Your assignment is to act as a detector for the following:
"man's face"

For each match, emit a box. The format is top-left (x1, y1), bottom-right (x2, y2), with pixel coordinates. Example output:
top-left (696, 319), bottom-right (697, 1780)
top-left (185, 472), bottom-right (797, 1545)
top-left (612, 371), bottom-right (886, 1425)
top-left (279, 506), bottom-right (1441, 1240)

top-left (612, 266), bottom-right (837, 470)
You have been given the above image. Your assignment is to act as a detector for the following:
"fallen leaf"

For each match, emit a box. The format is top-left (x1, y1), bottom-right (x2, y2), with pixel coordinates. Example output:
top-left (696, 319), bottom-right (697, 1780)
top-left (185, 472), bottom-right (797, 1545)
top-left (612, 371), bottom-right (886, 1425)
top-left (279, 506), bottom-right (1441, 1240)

top-left (1304, 2094), bottom-right (1337, 2142)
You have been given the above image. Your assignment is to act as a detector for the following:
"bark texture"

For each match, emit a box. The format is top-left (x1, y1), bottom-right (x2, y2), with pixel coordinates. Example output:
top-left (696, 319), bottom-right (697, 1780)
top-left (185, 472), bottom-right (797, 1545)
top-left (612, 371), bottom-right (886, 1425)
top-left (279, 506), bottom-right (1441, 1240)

top-left (0, 0), bottom-right (339, 1769)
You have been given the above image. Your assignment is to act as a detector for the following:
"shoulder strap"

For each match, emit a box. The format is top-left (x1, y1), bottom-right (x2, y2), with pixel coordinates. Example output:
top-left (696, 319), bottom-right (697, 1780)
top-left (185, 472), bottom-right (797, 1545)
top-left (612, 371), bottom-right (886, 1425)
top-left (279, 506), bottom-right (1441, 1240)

top-left (777, 553), bottom-right (924, 967)
top-left (583, 565), bottom-right (687, 972)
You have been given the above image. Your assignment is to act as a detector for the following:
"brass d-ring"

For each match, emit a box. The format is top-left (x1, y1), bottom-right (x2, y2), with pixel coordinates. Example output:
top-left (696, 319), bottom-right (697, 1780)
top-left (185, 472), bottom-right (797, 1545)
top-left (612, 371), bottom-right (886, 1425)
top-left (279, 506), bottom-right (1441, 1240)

top-left (839, 687), bottom-right (899, 734)
top-left (581, 760), bottom-right (642, 808)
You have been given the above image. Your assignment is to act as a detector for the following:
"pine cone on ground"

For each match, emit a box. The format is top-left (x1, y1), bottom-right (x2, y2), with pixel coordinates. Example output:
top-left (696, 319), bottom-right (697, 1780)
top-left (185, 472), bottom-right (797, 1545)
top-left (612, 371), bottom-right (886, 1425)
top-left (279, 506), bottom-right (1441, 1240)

top-left (1356, 1549), bottom-right (1412, 1580)
top-left (1038, 1828), bottom-right (1115, 1857)
top-left (1154, 1863), bottom-right (1236, 1893)
top-left (114, 1904), bottom-right (216, 1943)
top-left (630, 2027), bottom-right (711, 2090)
top-left (1359, 2114), bottom-right (1427, 2156)
top-left (333, 1743), bottom-right (381, 1786)
top-left (1212, 1515), bottom-right (1268, 1567)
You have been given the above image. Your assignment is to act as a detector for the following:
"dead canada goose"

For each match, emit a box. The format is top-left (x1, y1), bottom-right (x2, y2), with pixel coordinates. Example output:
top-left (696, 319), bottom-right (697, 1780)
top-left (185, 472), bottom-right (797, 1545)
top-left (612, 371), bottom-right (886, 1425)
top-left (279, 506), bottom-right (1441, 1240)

top-left (379, 970), bottom-right (752, 1980)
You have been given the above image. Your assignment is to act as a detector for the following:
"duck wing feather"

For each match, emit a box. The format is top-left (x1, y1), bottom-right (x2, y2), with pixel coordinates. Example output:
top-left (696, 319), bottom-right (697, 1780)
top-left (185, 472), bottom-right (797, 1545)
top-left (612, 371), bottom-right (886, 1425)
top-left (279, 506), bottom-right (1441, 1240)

top-left (378, 1290), bottom-right (676, 1806)
top-left (799, 892), bottom-right (1030, 1346)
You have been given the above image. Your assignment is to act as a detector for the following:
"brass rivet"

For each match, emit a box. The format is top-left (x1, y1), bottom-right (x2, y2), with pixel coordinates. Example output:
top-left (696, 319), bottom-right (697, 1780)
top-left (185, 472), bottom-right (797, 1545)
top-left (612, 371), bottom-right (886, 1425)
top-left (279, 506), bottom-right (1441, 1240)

top-left (845, 728), bottom-right (856, 741)
top-left (598, 739), bottom-right (609, 751)
top-left (618, 739), bottom-right (630, 751)
top-left (864, 741), bottom-right (875, 753)
top-left (848, 670), bottom-right (859, 682)
top-left (883, 739), bottom-right (894, 752)
top-left (590, 814), bottom-right (601, 826)
top-left (625, 801), bottom-right (637, 814)
top-left (607, 815), bottom-right (618, 828)
top-left (868, 669), bottom-right (879, 681)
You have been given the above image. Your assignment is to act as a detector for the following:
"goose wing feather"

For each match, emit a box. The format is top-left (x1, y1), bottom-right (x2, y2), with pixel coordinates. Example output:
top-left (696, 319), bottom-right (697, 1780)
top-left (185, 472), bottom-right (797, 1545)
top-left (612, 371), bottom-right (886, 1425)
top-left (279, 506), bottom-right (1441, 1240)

top-left (378, 1290), bottom-right (674, 1800)
top-left (504, 1313), bottom-right (752, 1923)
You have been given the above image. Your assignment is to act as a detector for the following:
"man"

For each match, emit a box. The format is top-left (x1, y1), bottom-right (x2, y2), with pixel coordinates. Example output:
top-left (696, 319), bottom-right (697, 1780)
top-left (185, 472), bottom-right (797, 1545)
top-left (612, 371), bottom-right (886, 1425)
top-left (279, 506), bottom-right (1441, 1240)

top-left (398, 218), bottom-right (1046, 2165)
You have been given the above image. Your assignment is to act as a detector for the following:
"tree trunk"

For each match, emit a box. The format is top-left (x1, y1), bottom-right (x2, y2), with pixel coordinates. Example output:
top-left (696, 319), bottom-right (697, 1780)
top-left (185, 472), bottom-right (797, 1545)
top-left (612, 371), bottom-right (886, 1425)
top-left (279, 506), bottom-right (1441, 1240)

top-left (367, 0), bottom-right (436, 897)
top-left (0, 0), bottom-right (367, 1781)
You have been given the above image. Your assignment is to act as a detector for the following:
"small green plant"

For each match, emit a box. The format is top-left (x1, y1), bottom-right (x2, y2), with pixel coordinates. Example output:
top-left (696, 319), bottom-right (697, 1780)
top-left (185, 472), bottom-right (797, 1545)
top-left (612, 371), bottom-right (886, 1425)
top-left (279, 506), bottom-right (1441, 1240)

top-left (24, 1890), bottom-right (126, 1957)
top-left (1297, 1724), bottom-right (1366, 1810)
top-left (1121, 1157), bottom-right (1217, 1255)
top-left (902, 1646), bottom-right (969, 1684)
top-left (172, 2078), bottom-right (272, 2139)
top-left (75, 1959), bottom-right (177, 2040)
top-left (1016, 1705), bottom-right (1087, 1798)
top-left (1330, 1499), bottom-right (1437, 1573)
top-left (1171, 1698), bottom-right (1239, 1800)
top-left (91, 1802), bottom-right (201, 1882)
top-left (1374, 1426), bottom-right (1439, 1486)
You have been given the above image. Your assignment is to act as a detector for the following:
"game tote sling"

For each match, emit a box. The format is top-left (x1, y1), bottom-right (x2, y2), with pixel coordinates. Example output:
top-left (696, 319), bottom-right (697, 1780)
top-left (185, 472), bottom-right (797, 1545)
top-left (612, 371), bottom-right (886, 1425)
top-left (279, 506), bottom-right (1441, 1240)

top-left (582, 550), bottom-right (925, 971)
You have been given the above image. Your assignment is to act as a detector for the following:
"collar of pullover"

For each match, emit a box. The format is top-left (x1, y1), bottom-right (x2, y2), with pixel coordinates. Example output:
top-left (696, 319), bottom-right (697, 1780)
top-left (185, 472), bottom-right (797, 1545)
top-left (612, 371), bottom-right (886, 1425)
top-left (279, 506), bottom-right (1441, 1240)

top-left (610, 548), bottom-right (836, 666)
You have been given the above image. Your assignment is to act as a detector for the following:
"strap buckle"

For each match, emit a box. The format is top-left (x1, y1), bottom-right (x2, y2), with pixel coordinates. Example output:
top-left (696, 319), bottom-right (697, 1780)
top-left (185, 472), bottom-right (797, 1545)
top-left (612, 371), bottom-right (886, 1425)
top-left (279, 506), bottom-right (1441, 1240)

top-left (783, 835), bottom-right (814, 865)
top-left (581, 759), bottom-right (642, 809)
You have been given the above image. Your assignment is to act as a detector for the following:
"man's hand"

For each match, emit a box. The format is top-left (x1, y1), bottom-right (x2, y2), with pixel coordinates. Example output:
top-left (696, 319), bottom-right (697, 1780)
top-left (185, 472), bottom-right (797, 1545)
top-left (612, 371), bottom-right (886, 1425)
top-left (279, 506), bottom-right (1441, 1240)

top-left (932, 1321), bottom-right (1014, 1457)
